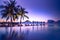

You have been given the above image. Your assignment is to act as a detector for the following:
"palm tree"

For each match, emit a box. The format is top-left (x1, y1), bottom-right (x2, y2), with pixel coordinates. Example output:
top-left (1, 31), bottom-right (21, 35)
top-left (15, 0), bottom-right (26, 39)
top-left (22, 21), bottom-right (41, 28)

top-left (16, 7), bottom-right (29, 25)
top-left (0, 0), bottom-right (20, 35)
top-left (15, 7), bottom-right (29, 33)
top-left (0, 0), bottom-right (20, 26)
top-left (0, 0), bottom-right (29, 34)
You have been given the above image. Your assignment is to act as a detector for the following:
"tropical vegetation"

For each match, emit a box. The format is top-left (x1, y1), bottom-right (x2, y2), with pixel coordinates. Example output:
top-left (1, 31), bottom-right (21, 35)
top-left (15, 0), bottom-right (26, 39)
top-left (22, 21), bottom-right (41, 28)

top-left (0, 0), bottom-right (29, 26)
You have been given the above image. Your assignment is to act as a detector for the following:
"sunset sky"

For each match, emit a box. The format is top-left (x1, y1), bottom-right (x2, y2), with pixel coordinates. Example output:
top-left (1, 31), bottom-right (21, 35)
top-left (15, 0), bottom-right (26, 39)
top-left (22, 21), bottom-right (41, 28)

top-left (0, 0), bottom-right (60, 22)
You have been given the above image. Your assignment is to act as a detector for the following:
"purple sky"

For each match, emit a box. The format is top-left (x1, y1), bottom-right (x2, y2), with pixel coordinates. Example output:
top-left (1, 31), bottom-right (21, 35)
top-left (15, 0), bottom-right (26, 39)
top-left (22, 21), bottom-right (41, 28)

top-left (0, 0), bottom-right (60, 22)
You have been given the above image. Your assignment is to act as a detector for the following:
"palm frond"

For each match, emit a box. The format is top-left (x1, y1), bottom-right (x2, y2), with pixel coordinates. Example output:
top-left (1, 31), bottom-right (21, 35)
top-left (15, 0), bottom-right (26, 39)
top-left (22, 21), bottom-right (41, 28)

top-left (20, 7), bottom-right (25, 11)
top-left (14, 7), bottom-right (19, 12)
top-left (9, 0), bottom-right (16, 5)
top-left (3, 1), bottom-right (10, 5)
top-left (24, 11), bottom-right (28, 13)
top-left (24, 15), bottom-right (29, 19)
top-left (0, 5), bottom-right (6, 8)
top-left (0, 10), bottom-right (7, 13)
top-left (1, 14), bottom-right (7, 18)
top-left (6, 16), bottom-right (9, 21)
top-left (17, 5), bottom-right (20, 8)
top-left (12, 14), bottom-right (18, 21)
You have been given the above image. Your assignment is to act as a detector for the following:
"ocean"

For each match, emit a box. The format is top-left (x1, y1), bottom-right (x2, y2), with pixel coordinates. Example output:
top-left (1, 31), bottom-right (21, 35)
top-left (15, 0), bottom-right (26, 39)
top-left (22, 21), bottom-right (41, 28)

top-left (0, 25), bottom-right (60, 40)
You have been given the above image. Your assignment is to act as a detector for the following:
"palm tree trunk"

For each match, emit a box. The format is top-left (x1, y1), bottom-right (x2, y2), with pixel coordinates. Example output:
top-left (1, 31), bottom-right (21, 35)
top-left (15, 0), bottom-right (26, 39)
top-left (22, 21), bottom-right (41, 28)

top-left (10, 17), bottom-right (13, 35)
top-left (11, 17), bottom-right (12, 26)
top-left (20, 17), bottom-right (22, 33)
top-left (20, 19), bottom-right (21, 25)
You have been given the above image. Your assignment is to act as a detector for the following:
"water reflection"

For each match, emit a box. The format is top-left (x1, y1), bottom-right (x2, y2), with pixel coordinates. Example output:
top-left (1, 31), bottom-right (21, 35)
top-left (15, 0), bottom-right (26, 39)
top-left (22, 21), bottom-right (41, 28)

top-left (0, 24), bottom-right (60, 40)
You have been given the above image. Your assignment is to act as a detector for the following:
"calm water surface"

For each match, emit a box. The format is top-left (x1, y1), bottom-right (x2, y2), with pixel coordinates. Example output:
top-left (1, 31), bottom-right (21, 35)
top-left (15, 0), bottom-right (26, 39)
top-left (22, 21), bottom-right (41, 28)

top-left (0, 25), bottom-right (60, 40)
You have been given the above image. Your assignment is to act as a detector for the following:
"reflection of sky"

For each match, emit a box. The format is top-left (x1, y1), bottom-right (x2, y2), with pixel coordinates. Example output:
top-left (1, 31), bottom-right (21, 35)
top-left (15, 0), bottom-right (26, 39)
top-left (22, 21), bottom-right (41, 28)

top-left (0, 0), bottom-right (60, 22)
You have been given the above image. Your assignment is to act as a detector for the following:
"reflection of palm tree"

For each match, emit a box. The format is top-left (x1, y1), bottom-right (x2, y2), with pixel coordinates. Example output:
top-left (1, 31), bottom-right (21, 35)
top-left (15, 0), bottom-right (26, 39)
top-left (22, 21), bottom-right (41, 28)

top-left (32, 21), bottom-right (34, 26)
top-left (37, 22), bottom-right (38, 26)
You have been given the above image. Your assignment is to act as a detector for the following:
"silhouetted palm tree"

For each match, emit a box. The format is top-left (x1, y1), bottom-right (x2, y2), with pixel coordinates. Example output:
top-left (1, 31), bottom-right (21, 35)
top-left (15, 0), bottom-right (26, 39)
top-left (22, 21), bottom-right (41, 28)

top-left (0, 0), bottom-right (19, 23)
top-left (15, 7), bottom-right (29, 33)
top-left (0, 0), bottom-right (20, 35)
top-left (16, 7), bottom-right (29, 25)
